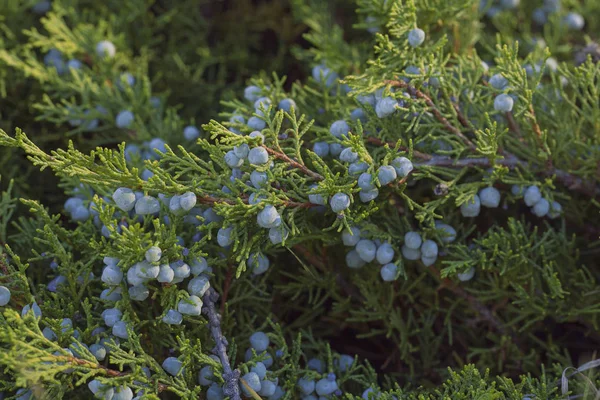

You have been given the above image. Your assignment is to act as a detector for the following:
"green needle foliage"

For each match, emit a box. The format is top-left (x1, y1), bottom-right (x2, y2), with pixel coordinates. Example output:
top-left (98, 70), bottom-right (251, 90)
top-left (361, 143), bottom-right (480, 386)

top-left (0, 0), bottom-right (599, 399)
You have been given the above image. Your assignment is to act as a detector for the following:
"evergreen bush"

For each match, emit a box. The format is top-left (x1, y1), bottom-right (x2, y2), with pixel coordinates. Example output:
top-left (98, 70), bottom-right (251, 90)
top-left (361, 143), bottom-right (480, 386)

top-left (0, 0), bottom-right (599, 399)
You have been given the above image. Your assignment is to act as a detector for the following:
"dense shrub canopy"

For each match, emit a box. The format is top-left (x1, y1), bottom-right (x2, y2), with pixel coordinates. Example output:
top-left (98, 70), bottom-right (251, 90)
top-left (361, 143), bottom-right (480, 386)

top-left (0, 0), bottom-right (599, 399)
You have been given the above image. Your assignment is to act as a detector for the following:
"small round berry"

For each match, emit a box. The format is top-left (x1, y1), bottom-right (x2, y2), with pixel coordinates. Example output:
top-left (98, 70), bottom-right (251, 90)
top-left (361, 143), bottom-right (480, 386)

top-left (135, 196), bottom-right (160, 215)
top-left (329, 120), bottom-right (350, 138)
top-left (257, 205), bottom-right (281, 228)
top-left (339, 148), bottom-right (358, 163)
top-left (489, 74), bottom-right (509, 90)
top-left (315, 378), bottom-right (338, 396)
top-left (380, 263), bottom-right (399, 281)
top-left (250, 331), bottom-right (270, 352)
top-left (348, 161), bottom-right (369, 176)
top-left (102, 308), bottom-right (122, 327)
top-left (224, 151), bottom-right (244, 168)
top-left (157, 264), bottom-right (175, 283)
top-left (183, 125), bottom-right (200, 141)
top-left (244, 86), bottom-right (262, 102)
top-left (460, 195), bottom-right (481, 217)
top-left (248, 253), bottom-right (270, 275)
top-left (162, 357), bottom-right (183, 376)
top-left (401, 245), bottom-right (421, 261)
top-left (392, 157), bottom-right (413, 177)
top-left (532, 198), bottom-right (550, 217)
top-left (342, 226), bottom-right (361, 246)
top-left (101, 265), bottom-right (123, 286)
top-left (359, 188), bottom-right (379, 203)
top-left (404, 231), bottom-right (422, 249)
top-left (248, 147), bottom-right (269, 165)
top-left (163, 309), bottom-right (183, 325)
top-left (145, 246), bottom-right (162, 263)
top-left (248, 116), bottom-right (266, 131)
top-left (408, 28), bottom-right (426, 47)
top-left (351, 108), bottom-right (367, 122)
top-left (115, 110), bottom-right (134, 128)
top-left (564, 12), bottom-right (584, 30)
top-left (377, 165), bottom-right (397, 185)
top-left (421, 254), bottom-right (437, 266)
top-left (479, 187), bottom-right (501, 208)
top-left (457, 267), bottom-right (475, 282)
top-left (548, 201), bottom-right (562, 219)
top-left (269, 226), bottom-right (289, 244)
top-left (112, 320), bottom-right (129, 339)
top-left (358, 173), bottom-right (375, 191)
top-left (312, 65), bottom-right (338, 87)
top-left (329, 143), bottom-right (343, 157)
top-left (330, 193), bottom-right (351, 213)
top-left (524, 186), bottom-right (542, 206)
top-left (250, 170), bottom-right (269, 188)
top-left (308, 185), bottom-right (328, 206)
top-left (356, 239), bottom-right (377, 263)
top-left (198, 365), bottom-right (215, 385)
top-left (420, 240), bottom-right (438, 258)
top-left (494, 94), bottom-right (514, 112)
top-left (217, 227), bottom-right (233, 247)
top-left (511, 185), bottom-right (524, 196)
top-left (0, 286), bottom-right (11, 306)
top-left (112, 187), bottom-right (136, 212)
top-left (435, 222), bottom-right (457, 243)
top-left (254, 97), bottom-right (272, 111)
top-left (251, 362), bottom-right (267, 379)
top-left (112, 386), bottom-right (133, 400)
top-left (249, 130), bottom-right (265, 143)
top-left (278, 98), bottom-right (297, 112)
top-left (346, 250), bottom-right (366, 269)
top-left (206, 383), bottom-right (224, 400)
top-left (178, 295), bottom-right (203, 316)
top-left (307, 358), bottom-right (324, 372)
top-left (312, 142), bottom-right (330, 158)
top-left (375, 97), bottom-right (398, 118)
top-left (241, 372), bottom-right (262, 395)
top-left (95, 40), bottom-right (116, 58)
top-left (188, 274), bottom-right (211, 297)
top-left (259, 380), bottom-right (277, 397)
top-left (376, 242), bottom-right (395, 265)
top-left (298, 379), bottom-right (316, 395)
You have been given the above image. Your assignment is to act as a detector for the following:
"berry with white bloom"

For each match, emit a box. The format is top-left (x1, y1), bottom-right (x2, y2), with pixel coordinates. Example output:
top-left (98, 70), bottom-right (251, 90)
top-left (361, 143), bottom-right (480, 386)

top-left (346, 250), bottom-right (366, 269)
top-left (377, 165), bottom-right (397, 185)
top-left (315, 378), bottom-right (338, 396)
top-left (308, 185), bottom-right (328, 205)
top-left (102, 308), bottom-right (122, 327)
top-left (479, 187), bottom-right (501, 208)
top-left (67, 59), bottom-right (82, 71)
top-left (115, 110), bottom-right (134, 128)
top-left (269, 226), bottom-right (289, 244)
top-left (101, 265), bottom-right (123, 286)
top-left (248, 147), bottom-right (269, 165)
top-left (162, 357), bottom-right (183, 376)
top-left (178, 295), bottom-right (203, 316)
top-left (457, 267), bottom-right (476, 282)
top-left (250, 331), bottom-right (270, 352)
top-left (404, 231), bottom-right (422, 249)
top-left (421, 254), bottom-right (438, 266)
top-left (172, 261), bottom-right (191, 280)
top-left (278, 98), bottom-right (297, 112)
top-left (375, 97), bottom-right (398, 118)
top-left (198, 365), bottom-right (215, 385)
top-left (248, 116), bottom-right (266, 130)
top-left (330, 193), bottom-right (351, 213)
top-left (257, 205), bottom-right (280, 228)
top-left (113, 187), bottom-right (136, 211)
top-left (259, 380), bottom-right (277, 397)
top-left (254, 97), bottom-right (272, 111)
top-left (163, 310), bottom-right (183, 325)
top-left (312, 65), bottom-right (339, 87)
top-left (135, 196), bottom-right (160, 215)
top-left (251, 362), bottom-right (267, 379)
top-left (358, 173), bottom-right (375, 191)
top-left (494, 94), bottom-right (514, 112)
top-left (564, 12), bottom-right (584, 30)
top-left (532, 198), bottom-right (550, 217)
top-left (524, 186), bottom-right (542, 206)
top-left (145, 246), bottom-right (162, 263)
top-left (376, 242), bottom-right (395, 264)
top-left (356, 239), bottom-right (377, 262)
top-left (408, 28), bottom-right (426, 47)
top-left (298, 379), bottom-right (316, 395)
top-left (188, 275), bottom-right (211, 297)
top-left (244, 85), bottom-right (262, 102)
top-left (435, 222), bottom-right (457, 243)
top-left (329, 120), bottom-right (350, 138)
top-left (342, 226), bottom-right (361, 246)
top-left (217, 227), bottom-right (233, 247)
top-left (401, 245), bottom-right (421, 260)
top-left (129, 285), bottom-right (150, 301)
top-left (88, 380), bottom-right (114, 399)
top-left (380, 263), bottom-right (399, 281)
top-left (359, 188), bottom-right (379, 202)
top-left (348, 161), bottom-right (369, 176)
top-left (89, 343), bottom-right (107, 361)
top-left (183, 125), bottom-right (200, 141)
top-left (548, 201), bottom-right (562, 219)
top-left (329, 143), bottom-right (343, 157)
top-left (0, 286), bottom-right (11, 306)
top-left (95, 40), bottom-right (116, 58)
top-left (207, 384), bottom-right (224, 400)
top-left (460, 195), bottom-right (481, 217)
top-left (112, 386), bottom-right (133, 400)
top-left (179, 192), bottom-right (196, 211)
top-left (224, 151), bottom-right (244, 168)
top-left (511, 185), bottom-right (524, 196)
top-left (339, 147), bottom-right (358, 163)
top-left (420, 240), bottom-right (438, 258)
top-left (489, 74), bottom-right (509, 90)
top-left (135, 261), bottom-right (160, 279)
top-left (241, 372), bottom-right (262, 396)
top-left (250, 170), bottom-right (268, 188)
top-left (392, 156), bottom-right (413, 177)
top-left (157, 264), bottom-right (175, 283)
top-left (248, 253), bottom-right (270, 275)
top-left (313, 142), bottom-right (330, 158)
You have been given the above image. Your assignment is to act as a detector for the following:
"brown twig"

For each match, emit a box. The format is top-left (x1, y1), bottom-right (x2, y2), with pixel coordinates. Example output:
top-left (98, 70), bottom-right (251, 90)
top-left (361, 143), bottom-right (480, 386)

top-left (263, 146), bottom-right (324, 181)
top-left (384, 79), bottom-right (477, 151)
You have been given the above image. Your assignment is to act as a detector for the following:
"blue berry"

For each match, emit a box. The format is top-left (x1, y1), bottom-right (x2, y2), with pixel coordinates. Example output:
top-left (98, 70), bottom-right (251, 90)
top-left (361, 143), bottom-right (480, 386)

top-left (269, 226), bottom-right (289, 244)
top-left (278, 98), bottom-right (297, 112)
top-left (95, 40), bottom-right (116, 58)
top-left (391, 157), bottom-right (413, 177)
top-left (241, 372), bottom-right (262, 395)
top-left (129, 285), bottom-right (150, 301)
top-left (172, 262), bottom-right (191, 280)
top-left (346, 250), bottom-right (366, 269)
top-left (362, 387), bottom-right (381, 399)
top-left (48, 275), bottom-right (67, 292)
top-left (308, 185), bottom-right (328, 206)
top-left (162, 309), bottom-right (183, 325)
top-left (251, 361), bottom-right (268, 379)
top-left (100, 287), bottom-right (122, 302)
top-left (21, 301), bottom-right (42, 319)
top-left (224, 151), bottom-right (243, 168)
top-left (342, 226), bottom-right (361, 246)
top-left (375, 97), bottom-right (398, 118)
top-left (249, 130), bottom-right (265, 143)
top-left (233, 144), bottom-right (250, 159)
top-left (183, 125), bottom-right (200, 141)
top-left (248, 116), bottom-right (266, 130)
top-left (251, 170), bottom-right (269, 188)
top-left (259, 380), bottom-right (277, 397)
top-left (198, 365), bottom-right (215, 385)
top-left (88, 380), bottom-right (114, 399)
top-left (524, 186), bottom-right (542, 206)
top-left (207, 383), bottom-right (224, 400)
top-left (357, 94), bottom-right (376, 107)
top-left (401, 245), bottom-right (421, 261)
top-left (404, 231), bottom-right (422, 249)
top-left (330, 193), bottom-right (350, 213)
top-left (348, 161), bottom-right (369, 176)
top-left (135, 196), bottom-right (160, 215)
top-left (248, 253), bottom-right (270, 275)
top-left (190, 257), bottom-right (209, 276)
top-left (307, 358), bottom-right (324, 373)
top-left (145, 246), bottom-right (162, 263)
top-left (101, 265), bottom-right (123, 286)
top-left (102, 308), bottom-right (122, 327)
top-left (71, 205), bottom-right (90, 221)
top-left (359, 188), bottom-right (379, 202)
top-left (312, 65), bottom-right (338, 87)
top-left (376, 242), bottom-right (395, 265)
top-left (479, 187), bottom-right (501, 208)
top-left (329, 143), bottom-right (343, 157)
top-left (511, 185), bottom-right (524, 196)
top-left (356, 239), bottom-right (377, 262)
top-left (457, 267), bottom-right (476, 282)
top-left (327, 373), bottom-right (336, 381)
top-left (435, 222), bottom-right (457, 243)
top-left (254, 97), bottom-right (272, 111)
top-left (257, 205), bottom-right (281, 228)
top-left (112, 320), bottom-right (129, 339)
top-left (0, 286), bottom-right (11, 306)
top-left (460, 195), bottom-right (481, 217)
top-left (157, 264), bottom-right (175, 283)
top-left (494, 94), bottom-right (514, 112)
top-left (377, 165), bottom-right (397, 185)
top-left (408, 28), bottom-right (426, 47)
top-left (244, 86), bottom-right (262, 102)
top-left (339, 148), bottom-right (358, 163)
top-left (329, 120), bottom-right (350, 138)
top-left (115, 110), bottom-right (134, 128)
top-left (351, 108), bottom-right (367, 122)
top-left (89, 343), bottom-right (107, 361)
top-left (312, 142), bottom-right (330, 158)
top-left (532, 198), bottom-right (550, 217)
top-left (358, 173), bottom-right (375, 191)
top-left (179, 192), bottom-right (197, 211)
top-left (548, 201), bottom-right (562, 219)
top-left (188, 275), bottom-right (211, 297)
top-left (67, 59), bottom-right (82, 71)
top-left (298, 379), bottom-right (315, 395)
top-left (250, 331), bottom-right (270, 352)
top-left (217, 227), bottom-right (233, 247)
top-left (420, 240), bottom-right (438, 258)
top-left (489, 74), bottom-right (509, 90)
top-left (315, 378), bottom-right (338, 396)
top-left (178, 295), bottom-right (203, 316)
top-left (337, 355), bottom-right (354, 371)
top-left (248, 147), bottom-right (269, 165)
top-left (162, 357), bottom-right (183, 376)
top-left (564, 12), bottom-right (584, 30)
